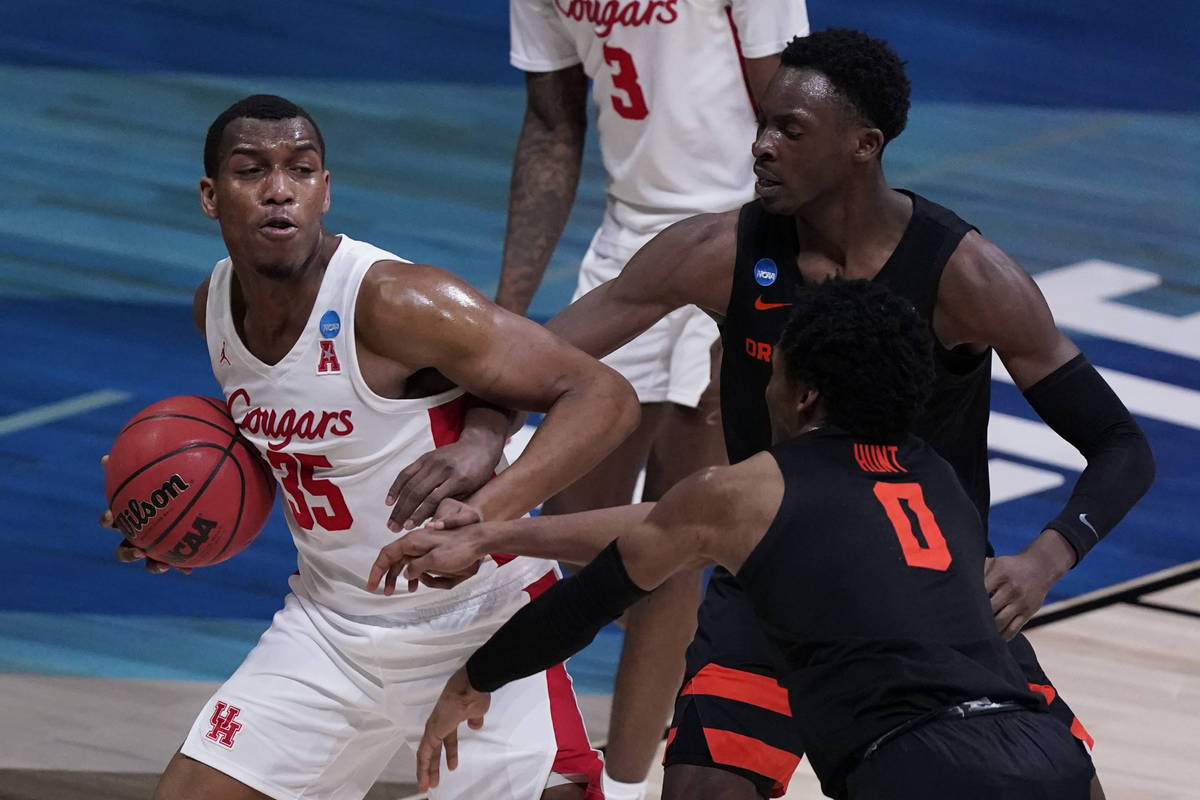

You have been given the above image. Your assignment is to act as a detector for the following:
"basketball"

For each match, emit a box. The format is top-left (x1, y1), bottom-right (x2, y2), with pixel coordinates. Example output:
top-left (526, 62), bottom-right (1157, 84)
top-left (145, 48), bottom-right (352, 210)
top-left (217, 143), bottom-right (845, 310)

top-left (104, 395), bottom-right (276, 568)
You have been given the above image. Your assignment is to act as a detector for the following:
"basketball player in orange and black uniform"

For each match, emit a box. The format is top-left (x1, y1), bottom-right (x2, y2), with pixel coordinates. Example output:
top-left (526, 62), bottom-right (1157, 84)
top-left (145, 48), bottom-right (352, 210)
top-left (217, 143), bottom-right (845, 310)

top-left (384, 28), bottom-right (1154, 799)
top-left (395, 279), bottom-right (1096, 799)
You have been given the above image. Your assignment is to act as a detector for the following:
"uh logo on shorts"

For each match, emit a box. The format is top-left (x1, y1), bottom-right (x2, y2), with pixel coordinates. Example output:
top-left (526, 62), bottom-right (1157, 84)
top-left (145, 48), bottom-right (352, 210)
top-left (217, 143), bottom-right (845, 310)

top-left (206, 701), bottom-right (243, 748)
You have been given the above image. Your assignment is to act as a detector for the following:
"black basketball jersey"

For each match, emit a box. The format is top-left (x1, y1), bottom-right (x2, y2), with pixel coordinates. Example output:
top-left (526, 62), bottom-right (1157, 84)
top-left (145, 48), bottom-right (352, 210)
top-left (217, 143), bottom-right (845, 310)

top-left (737, 429), bottom-right (1038, 797)
top-left (720, 191), bottom-right (993, 523)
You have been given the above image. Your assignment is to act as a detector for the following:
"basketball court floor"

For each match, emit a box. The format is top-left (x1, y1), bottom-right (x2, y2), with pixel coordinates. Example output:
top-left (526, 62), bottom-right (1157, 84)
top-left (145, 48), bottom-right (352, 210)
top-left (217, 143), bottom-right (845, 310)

top-left (1, 2), bottom-right (1196, 798)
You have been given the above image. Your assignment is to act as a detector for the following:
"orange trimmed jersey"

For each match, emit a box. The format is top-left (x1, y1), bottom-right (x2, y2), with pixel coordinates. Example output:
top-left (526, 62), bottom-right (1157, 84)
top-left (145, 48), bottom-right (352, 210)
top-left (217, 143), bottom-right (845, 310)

top-left (736, 428), bottom-right (1042, 797)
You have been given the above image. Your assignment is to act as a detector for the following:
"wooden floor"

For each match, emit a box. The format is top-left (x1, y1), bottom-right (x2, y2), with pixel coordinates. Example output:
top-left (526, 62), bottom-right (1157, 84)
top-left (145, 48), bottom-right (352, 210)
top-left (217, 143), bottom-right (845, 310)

top-left (3, 576), bottom-right (1197, 800)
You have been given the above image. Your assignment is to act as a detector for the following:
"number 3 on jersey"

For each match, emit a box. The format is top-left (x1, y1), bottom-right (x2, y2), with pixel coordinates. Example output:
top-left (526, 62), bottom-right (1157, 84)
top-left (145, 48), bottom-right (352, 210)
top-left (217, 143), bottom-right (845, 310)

top-left (603, 45), bottom-right (649, 120)
top-left (873, 482), bottom-right (952, 571)
top-left (265, 451), bottom-right (354, 532)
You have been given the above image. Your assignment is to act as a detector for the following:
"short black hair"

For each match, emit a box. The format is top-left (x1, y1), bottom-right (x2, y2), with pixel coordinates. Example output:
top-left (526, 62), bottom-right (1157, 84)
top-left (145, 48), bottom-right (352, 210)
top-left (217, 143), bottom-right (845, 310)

top-left (780, 28), bottom-right (910, 145)
top-left (777, 279), bottom-right (933, 442)
top-left (203, 94), bottom-right (325, 178)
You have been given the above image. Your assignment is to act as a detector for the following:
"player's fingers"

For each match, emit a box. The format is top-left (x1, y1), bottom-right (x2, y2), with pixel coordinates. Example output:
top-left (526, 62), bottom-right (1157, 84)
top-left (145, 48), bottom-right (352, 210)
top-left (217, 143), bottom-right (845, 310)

top-left (400, 485), bottom-right (453, 535)
top-left (389, 466), bottom-right (451, 531)
top-left (444, 728), bottom-right (459, 771)
top-left (467, 713), bottom-right (485, 731)
top-left (100, 454), bottom-right (109, 466)
top-left (431, 504), bottom-right (481, 530)
top-left (383, 563), bottom-right (403, 597)
top-left (1001, 613), bottom-right (1027, 641)
top-left (145, 558), bottom-right (170, 575)
top-left (99, 509), bottom-right (114, 529)
top-left (385, 459), bottom-right (424, 507)
top-left (989, 585), bottom-right (1011, 615)
top-left (415, 734), bottom-right (441, 792)
top-left (992, 603), bottom-right (1019, 637)
top-left (115, 541), bottom-right (145, 563)
top-left (366, 548), bottom-right (398, 592)
top-left (418, 573), bottom-right (468, 590)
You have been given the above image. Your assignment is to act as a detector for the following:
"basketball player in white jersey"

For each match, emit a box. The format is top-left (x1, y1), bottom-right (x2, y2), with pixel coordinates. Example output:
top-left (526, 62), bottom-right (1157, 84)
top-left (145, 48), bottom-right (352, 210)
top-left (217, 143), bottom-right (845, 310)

top-left (101, 94), bottom-right (639, 800)
top-left (499, 3), bottom-right (809, 796)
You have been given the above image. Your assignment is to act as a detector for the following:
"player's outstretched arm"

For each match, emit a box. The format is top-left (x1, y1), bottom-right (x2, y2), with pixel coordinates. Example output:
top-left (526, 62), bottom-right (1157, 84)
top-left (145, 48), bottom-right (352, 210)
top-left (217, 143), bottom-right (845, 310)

top-left (544, 210), bottom-right (738, 359)
top-left (367, 502), bottom-right (655, 595)
top-left (495, 65), bottom-right (589, 316)
top-left (358, 263), bottom-right (639, 524)
top-left (938, 234), bottom-right (1155, 637)
top-left (411, 457), bottom-right (781, 786)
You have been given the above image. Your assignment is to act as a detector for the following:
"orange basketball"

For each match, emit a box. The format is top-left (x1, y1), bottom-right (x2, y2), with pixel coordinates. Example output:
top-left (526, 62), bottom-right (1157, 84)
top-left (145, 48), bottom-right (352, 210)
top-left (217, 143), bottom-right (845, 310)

top-left (104, 395), bottom-right (276, 568)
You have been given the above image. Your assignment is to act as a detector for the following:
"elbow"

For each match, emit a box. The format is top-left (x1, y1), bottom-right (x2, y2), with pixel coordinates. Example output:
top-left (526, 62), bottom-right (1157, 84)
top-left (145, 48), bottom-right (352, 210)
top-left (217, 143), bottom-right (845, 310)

top-left (609, 371), bottom-right (641, 441)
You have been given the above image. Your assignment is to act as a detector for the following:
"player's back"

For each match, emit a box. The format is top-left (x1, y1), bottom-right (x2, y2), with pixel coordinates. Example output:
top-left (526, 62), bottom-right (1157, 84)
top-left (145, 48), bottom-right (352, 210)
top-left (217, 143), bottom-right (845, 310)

top-left (205, 235), bottom-right (552, 617)
top-left (736, 428), bottom-right (1040, 794)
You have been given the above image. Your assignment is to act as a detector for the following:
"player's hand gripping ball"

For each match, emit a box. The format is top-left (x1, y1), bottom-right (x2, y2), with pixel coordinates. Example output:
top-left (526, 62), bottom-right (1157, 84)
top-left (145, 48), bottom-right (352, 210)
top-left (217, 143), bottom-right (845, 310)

top-left (104, 395), bottom-right (276, 568)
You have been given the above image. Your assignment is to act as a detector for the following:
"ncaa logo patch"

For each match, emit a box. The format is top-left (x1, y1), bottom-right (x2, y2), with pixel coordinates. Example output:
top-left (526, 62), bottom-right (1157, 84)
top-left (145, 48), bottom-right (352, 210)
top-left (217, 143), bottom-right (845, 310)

top-left (754, 258), bottom-right (778, 287)
top-left (319, 310), bottom-right (341, 338)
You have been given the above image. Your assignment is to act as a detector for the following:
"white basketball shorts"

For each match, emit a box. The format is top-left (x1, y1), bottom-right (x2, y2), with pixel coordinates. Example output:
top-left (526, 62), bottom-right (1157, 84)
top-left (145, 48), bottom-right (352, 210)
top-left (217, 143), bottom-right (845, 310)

top-left (574, 235), bottom-right (718, 408)
top-left (180, 566), bottom-right (603, 799)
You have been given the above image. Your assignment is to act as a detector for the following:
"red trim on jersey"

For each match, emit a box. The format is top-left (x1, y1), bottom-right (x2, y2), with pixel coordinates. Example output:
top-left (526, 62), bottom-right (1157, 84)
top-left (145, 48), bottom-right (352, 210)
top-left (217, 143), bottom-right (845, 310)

top-left (725, 8), bottom-right (758, 115)
top-left (1028, 682), bottom-right (1057, 705)
top-left (701, 727), bottom-right (800, 798)
top-left (1069, 716), bottom-right (1095, 750)
top-left (679, 663), bottom-right (792, 717)
top-left (427, 394), bottom-right (466, 447)
top-left (525, 570), bottom-right (606, 798)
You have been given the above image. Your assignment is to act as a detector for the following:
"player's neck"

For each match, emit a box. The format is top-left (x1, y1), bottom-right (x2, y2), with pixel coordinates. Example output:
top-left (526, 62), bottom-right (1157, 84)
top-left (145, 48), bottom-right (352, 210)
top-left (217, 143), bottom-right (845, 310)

top-left (230, 232), bottom-right (338, 352)
top-left (793, 178), bottom-right (911, 278)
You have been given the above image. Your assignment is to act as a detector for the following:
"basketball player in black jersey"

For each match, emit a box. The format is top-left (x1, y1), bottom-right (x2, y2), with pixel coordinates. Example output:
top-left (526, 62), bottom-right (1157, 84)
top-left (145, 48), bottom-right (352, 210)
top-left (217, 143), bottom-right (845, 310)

top-left (383, 279), bottom-right (1096, 799)
top-left (381, 28), bottom-right (1153, 799)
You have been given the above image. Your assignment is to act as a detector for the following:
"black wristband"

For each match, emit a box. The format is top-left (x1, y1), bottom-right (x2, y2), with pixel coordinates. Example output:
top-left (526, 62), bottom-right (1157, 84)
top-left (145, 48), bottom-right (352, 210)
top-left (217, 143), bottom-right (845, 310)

top-left (1023, 354), bottom-right (1155, 562)
top-left (465, 539), bottom-right (650, 693)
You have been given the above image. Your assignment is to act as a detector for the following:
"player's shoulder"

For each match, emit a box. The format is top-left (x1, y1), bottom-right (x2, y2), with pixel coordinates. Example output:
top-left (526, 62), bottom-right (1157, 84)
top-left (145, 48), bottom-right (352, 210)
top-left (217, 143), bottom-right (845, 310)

top-left (660, 209), bottom-right (740, 253)
top-left (942, 229), bottom-right (1039, 307)
top-left (684, 452), bottom-right (782, 508)
top-left (357, 261), bottom-right (492, 335)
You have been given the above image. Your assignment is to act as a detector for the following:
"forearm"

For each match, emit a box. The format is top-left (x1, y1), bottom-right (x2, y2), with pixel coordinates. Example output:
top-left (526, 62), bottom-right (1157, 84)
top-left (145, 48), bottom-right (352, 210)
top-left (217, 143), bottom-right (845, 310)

top-left (458, 398), bottom-right (511, 456)
top-left (1025, 354), bottom-right (1156, 562)
top-left (466, 540), bottom-right (649, 692)
top-left (478, 504), bottom-right (655, 565)
top-left (496, 113), bottom-right (585, 315)
top-left (470, 376), bottom-right (639, 520)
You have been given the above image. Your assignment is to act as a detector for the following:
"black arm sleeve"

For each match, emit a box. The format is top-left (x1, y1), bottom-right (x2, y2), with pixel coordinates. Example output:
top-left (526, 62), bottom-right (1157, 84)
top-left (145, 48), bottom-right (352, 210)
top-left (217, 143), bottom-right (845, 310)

top-left (465, 540), bottom-right (650, 693)
top-left (1023, 354), bottom-right (1156, 563)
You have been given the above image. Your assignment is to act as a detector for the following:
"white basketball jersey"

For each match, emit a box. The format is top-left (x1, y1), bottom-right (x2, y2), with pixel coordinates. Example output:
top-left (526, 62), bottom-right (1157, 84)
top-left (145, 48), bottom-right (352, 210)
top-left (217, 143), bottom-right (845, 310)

top-left (205, 235), bottom-right (550, 616)
top-left (511, 0), bottom-right (809, 254)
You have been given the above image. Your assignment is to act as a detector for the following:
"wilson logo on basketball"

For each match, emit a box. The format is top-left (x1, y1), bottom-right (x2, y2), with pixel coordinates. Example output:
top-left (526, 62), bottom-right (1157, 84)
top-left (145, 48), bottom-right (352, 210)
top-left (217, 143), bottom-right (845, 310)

top-left (226, 388), bottom-right (354, 451)
top-left (112, 474), bottom-right (191, 539)
top-left (555, 0), bottom-right (678, 37)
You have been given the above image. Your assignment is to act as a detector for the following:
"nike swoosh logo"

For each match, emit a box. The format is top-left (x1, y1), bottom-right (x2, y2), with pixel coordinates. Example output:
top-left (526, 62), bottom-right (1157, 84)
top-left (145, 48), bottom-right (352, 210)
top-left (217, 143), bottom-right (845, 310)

top-left (1078, 513), bottom-right (1098, 538)
top-left (754, 296), bottom-right (792, 311)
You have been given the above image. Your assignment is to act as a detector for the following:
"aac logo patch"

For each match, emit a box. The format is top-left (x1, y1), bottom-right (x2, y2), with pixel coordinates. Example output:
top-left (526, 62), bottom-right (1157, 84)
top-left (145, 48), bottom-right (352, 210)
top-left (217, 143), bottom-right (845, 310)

top-left (319, 310), bottom-right (341, 338)
top-left (754, 258), bottom-right (778, 287)
top-left (317, 340), bottom-right (341, 375)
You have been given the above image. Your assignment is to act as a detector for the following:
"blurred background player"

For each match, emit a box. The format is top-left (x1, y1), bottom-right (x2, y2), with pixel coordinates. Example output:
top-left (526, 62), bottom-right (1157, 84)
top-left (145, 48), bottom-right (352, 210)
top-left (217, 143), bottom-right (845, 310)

top-left (498, 3), bottom-right (809, 796)
top-left (103, 94), bottom-right (639, 800)
top-left (397, 279), bottom-right (1097, 800)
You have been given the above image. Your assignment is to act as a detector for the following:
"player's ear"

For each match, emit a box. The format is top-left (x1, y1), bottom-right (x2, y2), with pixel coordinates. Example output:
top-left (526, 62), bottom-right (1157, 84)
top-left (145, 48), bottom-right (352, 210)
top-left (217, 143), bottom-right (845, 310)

top-left (321, 171), bottom-right (331, 214)
top-left (852, 127), bottom-right (884, 162)
top-left (199, 177), bottom-right (218, 220)
top-left (795, 385), bottom-right (822, 422)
